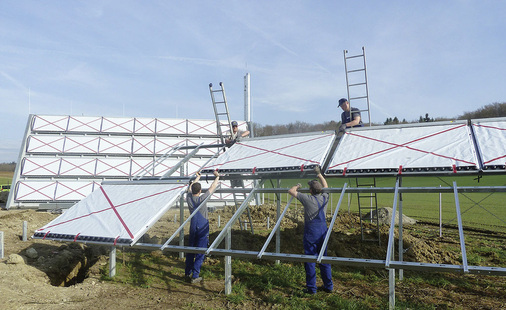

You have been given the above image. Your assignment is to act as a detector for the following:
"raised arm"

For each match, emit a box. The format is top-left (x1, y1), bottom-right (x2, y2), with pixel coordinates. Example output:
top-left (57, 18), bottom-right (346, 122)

top-left (315, 166), bottom-right (328, 188)
top-left (207, 170), bottom-right (221, 194)
top-left (288, 183), bottom-right (301, 198)
top-left (187, 171), bottom-right (202, 192)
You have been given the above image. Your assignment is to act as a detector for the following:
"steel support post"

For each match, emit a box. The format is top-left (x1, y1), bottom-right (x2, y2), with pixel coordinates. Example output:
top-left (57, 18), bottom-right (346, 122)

top-left (453, 182), bottom-right (469, 273)
top-left (109, 246), bottom-right (116, 277)
top-left (398, 177), bottom-right (404, 281)
top-left (0, 231), bottom-right (4, 259)
top-left (318, 184), bottom-right (347, 262)
top-left (22, 221), bottom-right (28, 242)
top-left (179, 166), bottom-right (185, 259)
top-left (224, 226), bottom-right (232, 295)
top-left (206, 181), bottom-right (263, 255)
top-left (276, 179), bottom-right (281, 265)
top-left (385, 178), bottom-right (400, 268)
top-left (258, 197), bottom-right (294, 258)
top-left (389, 268), bottom-right (395, 310)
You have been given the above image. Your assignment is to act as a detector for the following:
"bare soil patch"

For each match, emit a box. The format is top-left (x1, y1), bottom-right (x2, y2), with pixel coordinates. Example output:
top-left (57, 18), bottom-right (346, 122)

top-left (1, 205), bottom-right (505, 309)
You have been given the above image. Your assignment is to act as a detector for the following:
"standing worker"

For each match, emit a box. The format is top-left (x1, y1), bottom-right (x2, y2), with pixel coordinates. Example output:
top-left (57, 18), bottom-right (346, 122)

top-left (185, 170), bottom-right (220, 284)
top-left (338, 98), bottom-right (363, 132)
top-left (288, 167), bottom-right (333, 294)
top-left (225, 121), bottom-right (250, 146)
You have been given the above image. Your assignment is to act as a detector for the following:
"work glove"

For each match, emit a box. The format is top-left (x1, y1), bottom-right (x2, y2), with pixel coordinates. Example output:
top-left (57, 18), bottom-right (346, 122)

top-left (339, 124), bottom-right (347, 132)
top-left (314, 166), bottom-right (321, 175)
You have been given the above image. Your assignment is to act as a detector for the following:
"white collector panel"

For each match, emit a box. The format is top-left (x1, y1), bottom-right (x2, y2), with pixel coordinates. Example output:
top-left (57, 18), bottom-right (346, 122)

top-left (472, 118), bottom-right (506, 171)
top-left (327, 121), bottom-right (479, 175)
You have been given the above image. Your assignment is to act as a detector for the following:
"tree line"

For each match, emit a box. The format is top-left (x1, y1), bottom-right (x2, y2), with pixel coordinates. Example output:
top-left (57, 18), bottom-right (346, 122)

top-left (253, 102), bottom-right (506, 136)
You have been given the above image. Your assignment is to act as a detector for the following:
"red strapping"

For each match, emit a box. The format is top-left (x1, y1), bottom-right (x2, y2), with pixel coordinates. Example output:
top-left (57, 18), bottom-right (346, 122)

top-left (252, 167), bottom-right (257, 174)
top-left (452, 164), bottom-right (457, 173)
top-left (398, 165), bottom-right (403, 175)
top-left (39, 185), bottom-right (186, 231)
top-left (73, 233), bottom-right (81, 242)
top-left (114, 236), bottom-right (120, 245)
top-left (300, 164), bottom-right (304, 171)
top-left (43, 231), bottom-right (51, 240)
top-left (342, 167), bottom-right (347, 176)
top-left (100, 186), bottom-right (135, 239)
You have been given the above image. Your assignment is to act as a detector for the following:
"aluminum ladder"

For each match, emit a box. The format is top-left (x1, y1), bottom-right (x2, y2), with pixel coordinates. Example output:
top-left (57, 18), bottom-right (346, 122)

top-left (209, 82), bottom-right (233, 144)
top-left (356, 177), bottom-right (380, 244)
top-left (344, 47), bottom-right (372, 126)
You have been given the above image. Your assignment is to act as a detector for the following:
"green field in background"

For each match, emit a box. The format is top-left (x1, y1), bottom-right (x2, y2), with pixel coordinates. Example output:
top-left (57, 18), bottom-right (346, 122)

top-left (263, 174), bottom-right (506, 232)
top-left (0, 171), bottom-right (13, 186)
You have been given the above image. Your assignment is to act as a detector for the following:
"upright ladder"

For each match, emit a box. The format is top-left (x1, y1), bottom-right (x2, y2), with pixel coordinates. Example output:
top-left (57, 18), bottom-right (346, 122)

top-left (209, 82), bottom-right (233, 144)
top-left (356, 177), bottom-right (380, 244)
top-left (209, 82), bottom-right (254, 232)
top-left (343, 47), bottom-right (372, 126)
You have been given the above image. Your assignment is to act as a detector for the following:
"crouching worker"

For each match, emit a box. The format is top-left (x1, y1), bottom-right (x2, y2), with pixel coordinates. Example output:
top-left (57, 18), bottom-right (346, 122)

top-left (288, 166), bottom-right (333, 294)
top-left (185, 170), bottom-right (220, 284)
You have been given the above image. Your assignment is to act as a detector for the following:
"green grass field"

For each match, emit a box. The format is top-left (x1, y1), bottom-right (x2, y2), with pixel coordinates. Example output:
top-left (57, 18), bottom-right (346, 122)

top-left (0, 171), bottom-right (14, 185)
top-left (264, 174), bottom-right (506, 233)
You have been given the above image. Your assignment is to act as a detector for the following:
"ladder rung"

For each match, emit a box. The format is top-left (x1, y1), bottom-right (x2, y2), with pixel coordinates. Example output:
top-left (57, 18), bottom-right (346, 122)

top-left (214, 101), bottom-right (226, 104)
top-left (350, 96), bottom-right (368, 100)
top-left (211, 89), bottom-right (223, 93)
top-left (347, 68), bottom-right (365, 73)
top-left (349, 82), bottom-right (366, 87)
top-left (217, 112), bottom-right (228, 116)
top-left (345, 54), bottom-right (364, 59)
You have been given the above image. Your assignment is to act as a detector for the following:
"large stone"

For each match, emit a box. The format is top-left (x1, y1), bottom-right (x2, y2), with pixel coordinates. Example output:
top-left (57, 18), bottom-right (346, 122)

top-left (6, 254), bottom-right (25, 264)
top-left (362, 207), bottom-right (417, 225)
top-left (25, 248), bottom-right (38, 259)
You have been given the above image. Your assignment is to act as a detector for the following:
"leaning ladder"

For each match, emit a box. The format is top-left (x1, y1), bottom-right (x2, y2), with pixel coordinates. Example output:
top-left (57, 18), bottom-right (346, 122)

top-left (356, 177), bottom-right (381, 244)
top-left (344, 47), bottom-right (372, 126)
top-left (209, 82), bottom-right (233, 144)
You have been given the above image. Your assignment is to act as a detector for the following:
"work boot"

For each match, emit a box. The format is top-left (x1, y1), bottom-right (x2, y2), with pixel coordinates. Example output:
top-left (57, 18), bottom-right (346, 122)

top-left (317, 286), bottom-right (333, 293)
top-left (302, 288), bottom-right (316, 295)
top-left (191, 277), bottom-right (202, 284)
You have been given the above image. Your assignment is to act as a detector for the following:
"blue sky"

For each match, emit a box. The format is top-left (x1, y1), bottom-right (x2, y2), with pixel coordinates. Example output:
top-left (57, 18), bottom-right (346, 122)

top-left (1, 1), bottom-right (505, 163)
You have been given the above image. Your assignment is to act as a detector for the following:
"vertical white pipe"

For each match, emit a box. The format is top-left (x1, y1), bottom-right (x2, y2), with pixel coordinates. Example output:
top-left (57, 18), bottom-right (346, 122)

top-left (109, 247), bottom-right (117, 277)
top-left (0, 231), bottom-right (4, 259)
top-left (22, 221), bottom-right (28, 242)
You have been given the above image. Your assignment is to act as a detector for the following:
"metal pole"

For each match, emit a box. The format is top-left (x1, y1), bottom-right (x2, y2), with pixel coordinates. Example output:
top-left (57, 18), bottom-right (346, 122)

top-left (398, 177), bottom-right (404, 281)
top-left (317, 184), bottom-right (348, 262)
top-left (453, 182), bottom-right (469, 273)
top-left (224, 226), bottom-right (232, 295)
top-left (218, 215), bottom-right (221, 228)
top-left (385, 178), bottom-right (400, 267)
top-left (179, 167), bottom-right (185, 259)
top-left (276, 179), bottom-right (281, 265)
top-left (389, 268), bottom-right (395, 309)
top-left (439, 185), bottom-right (442, 237)
top-left (0, 231), bottom-right (4, 259)
top-left (22, 221), bottom-right (27, 242)
top-left (109, 246), bottom-right (116, 277)
top-left (258, 197), bottom-right (294, 259)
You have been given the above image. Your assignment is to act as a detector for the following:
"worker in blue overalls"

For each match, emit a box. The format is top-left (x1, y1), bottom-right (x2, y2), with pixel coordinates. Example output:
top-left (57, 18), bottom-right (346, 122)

top-left (185, 170), bottom-right (220, 284)
top-left (288, 166), bottom-right (333, 294)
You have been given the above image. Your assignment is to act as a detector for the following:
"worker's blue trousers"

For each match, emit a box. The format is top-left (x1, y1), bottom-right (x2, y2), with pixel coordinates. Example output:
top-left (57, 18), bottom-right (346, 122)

top-left (303, 223), bottom-right (333, 293)
top-left (185, 214), bottom-right (209, 279)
